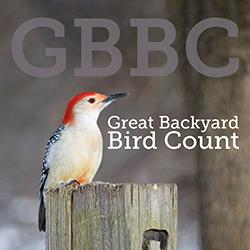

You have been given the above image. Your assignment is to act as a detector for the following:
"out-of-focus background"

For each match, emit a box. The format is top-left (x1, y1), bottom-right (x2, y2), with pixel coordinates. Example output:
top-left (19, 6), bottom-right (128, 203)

top-left (1, 1), bottom-right (250, 250)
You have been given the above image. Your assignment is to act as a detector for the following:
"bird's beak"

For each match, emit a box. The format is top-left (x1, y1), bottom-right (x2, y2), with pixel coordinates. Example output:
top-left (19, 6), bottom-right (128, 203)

top-left (102, 92), bottom-right (128, 104)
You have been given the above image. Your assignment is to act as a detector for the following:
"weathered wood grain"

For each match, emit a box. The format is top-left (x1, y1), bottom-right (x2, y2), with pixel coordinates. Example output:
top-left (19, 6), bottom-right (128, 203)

top-left (46, 183), bottom-right (177, 250)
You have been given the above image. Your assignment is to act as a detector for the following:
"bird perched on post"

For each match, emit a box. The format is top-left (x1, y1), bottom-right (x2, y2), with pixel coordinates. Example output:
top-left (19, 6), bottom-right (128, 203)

top-left (38, 92), bottom-right (128, 232)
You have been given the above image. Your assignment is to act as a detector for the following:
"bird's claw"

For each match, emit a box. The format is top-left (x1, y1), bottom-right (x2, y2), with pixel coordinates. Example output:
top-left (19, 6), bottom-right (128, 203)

top-left (67, 179), bottom-right (80, 186)
top-left (60, 179), bottom-right (80, 188)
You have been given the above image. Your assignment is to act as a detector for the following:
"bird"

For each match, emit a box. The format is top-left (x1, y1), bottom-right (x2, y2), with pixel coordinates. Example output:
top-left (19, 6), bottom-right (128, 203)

top-left (38, 92), bottom-right (128, 232)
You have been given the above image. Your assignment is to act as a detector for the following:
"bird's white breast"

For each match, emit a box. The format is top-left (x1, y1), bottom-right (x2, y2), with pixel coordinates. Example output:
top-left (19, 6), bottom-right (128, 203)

top-left (45, 122), bottom-right (103, 189)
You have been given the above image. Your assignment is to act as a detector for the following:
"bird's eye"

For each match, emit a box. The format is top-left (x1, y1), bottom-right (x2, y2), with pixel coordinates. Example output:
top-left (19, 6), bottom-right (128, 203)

top-left (88, 98), bottom-right (95, 104)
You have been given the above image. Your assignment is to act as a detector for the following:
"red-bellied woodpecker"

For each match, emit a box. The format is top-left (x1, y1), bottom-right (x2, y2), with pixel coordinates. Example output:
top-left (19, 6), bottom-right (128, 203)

top-left (38, 92), bottom-right (128, 232)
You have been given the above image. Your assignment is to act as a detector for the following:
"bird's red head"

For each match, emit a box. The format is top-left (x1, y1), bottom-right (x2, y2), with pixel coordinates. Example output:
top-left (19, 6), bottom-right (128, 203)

top-left (62, 92), bottom-right (128, 125)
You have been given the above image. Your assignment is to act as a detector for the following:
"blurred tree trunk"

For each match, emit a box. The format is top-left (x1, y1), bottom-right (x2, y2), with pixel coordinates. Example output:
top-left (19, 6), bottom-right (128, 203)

top-left (166, 1), bottom-right (250, 249)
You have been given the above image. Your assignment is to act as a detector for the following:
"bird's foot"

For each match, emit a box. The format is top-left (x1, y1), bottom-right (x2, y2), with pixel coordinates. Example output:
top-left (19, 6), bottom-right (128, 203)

top-left (67, 179), bottom-right (80, 186)
top-left (60, 179), bottom-right (80, 188)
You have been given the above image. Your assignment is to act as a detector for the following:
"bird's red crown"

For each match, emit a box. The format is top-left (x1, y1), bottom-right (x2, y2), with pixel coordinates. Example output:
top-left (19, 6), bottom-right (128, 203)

top-left (62, 92), bottom-right (97, 125)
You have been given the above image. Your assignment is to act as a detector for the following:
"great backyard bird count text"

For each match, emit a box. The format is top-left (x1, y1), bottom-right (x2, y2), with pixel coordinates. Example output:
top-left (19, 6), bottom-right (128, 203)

top-left (107, 115), bottom-right (240, 150)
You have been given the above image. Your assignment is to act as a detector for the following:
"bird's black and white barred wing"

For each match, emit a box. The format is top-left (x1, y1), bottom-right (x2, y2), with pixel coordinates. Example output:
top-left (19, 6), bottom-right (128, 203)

top-left (39, 125), bottom-right (65, 194)
top-left (38, 125), bottom-right (65, 232)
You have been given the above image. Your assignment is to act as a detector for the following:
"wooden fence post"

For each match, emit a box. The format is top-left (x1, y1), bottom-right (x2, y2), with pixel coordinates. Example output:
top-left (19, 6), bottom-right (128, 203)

top-left (46, 183), bottom-right (177, 250)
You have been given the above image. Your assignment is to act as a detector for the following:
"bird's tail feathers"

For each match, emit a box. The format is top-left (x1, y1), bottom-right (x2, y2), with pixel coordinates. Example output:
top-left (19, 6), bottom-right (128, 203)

top-left (38, 194), bottom-right (46, 232)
